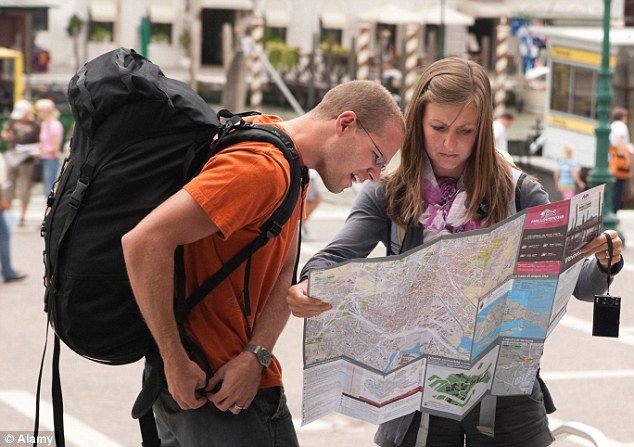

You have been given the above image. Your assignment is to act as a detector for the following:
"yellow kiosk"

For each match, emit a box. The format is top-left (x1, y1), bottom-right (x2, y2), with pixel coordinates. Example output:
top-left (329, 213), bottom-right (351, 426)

top-left (0, 46), bottom-right (24, 115)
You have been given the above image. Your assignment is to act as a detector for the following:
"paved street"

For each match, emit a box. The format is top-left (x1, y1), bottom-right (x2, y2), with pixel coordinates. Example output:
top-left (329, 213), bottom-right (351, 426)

top-left (1, 179), bottom-right (633, 446)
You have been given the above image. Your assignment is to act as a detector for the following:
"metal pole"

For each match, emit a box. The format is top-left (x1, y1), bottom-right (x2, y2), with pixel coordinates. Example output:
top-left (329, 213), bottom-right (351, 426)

top-left (140, 16), bottom-right (150, 57)
top-left (256, 47), bottom-right (305, 116)
top-left (439, 0), bottom-right (445, 59)
top-left (587, 0), bottom-right (624, 240)
top-left (551, 421), bottom-right (611, 447)
top-left (190, 0), bottom-right (201, 89)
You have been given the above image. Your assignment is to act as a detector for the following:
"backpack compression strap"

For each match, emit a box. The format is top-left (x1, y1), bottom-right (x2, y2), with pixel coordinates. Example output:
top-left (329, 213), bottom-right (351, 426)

top-left (183, 123), bottom-right (307, 316)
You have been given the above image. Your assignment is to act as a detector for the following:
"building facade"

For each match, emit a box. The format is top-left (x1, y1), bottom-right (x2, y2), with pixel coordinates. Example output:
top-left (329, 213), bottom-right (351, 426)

top-left (2, 1), bottom-right (619, 76)
top-left (0, 0), bottom-right (626, 108)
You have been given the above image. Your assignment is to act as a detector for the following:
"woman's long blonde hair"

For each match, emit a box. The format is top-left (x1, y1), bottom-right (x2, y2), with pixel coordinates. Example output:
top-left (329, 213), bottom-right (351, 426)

top-left (385, 57), bottom-right (515, 227)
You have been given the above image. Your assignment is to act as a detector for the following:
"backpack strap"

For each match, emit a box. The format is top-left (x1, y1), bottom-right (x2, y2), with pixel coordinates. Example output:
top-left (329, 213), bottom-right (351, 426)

top-left (33, 316), bottom-right (67, 447)
top-left (476, 395), bottom-right (497, 438)
top-left (183, 123), bottom-right (305, 316)
top-left (514, 171), bottom-right (527, 213)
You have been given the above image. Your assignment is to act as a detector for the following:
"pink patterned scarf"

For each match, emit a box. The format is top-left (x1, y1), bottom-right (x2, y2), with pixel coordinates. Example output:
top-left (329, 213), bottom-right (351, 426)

top-left (419, 154), bottom-right (483, 241)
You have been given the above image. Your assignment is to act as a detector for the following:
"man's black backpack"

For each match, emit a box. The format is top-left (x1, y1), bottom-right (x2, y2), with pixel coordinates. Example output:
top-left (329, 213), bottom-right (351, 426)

top-left (37, 47), bottom-right (305, 447)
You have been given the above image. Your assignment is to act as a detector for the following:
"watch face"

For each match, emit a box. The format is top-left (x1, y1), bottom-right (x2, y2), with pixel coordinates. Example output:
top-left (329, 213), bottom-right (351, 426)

top-left (247, 344), bottom-right (272, 367)
top-left (258, 348), bottom-right (272, 367)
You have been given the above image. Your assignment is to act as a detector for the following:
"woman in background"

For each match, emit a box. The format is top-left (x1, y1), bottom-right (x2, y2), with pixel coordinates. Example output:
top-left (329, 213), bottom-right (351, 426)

top-left (35, 98), bottom-right (64, 198)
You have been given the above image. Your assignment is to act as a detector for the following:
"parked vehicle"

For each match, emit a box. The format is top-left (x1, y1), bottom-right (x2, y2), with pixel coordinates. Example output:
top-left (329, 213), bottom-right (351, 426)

top-left (0, 47), bottom-right (24, 116)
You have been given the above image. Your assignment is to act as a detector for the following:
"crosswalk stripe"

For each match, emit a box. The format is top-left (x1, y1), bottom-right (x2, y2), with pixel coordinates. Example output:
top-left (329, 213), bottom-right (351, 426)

top-left (0, 390), bottom-right (123, 447)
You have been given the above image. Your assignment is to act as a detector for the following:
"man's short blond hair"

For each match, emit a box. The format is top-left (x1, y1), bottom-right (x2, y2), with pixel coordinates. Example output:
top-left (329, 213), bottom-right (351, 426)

top-left (310, 80), bottom-right (404, 134)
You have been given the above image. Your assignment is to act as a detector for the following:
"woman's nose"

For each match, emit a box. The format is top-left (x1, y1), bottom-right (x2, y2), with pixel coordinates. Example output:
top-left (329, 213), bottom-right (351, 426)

top-left (443, 132), bottom-right (456, 149)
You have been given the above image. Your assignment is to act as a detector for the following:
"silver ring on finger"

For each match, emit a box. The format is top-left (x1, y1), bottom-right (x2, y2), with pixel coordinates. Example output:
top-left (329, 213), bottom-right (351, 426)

top-left (233, 404), bottom-right (243, 411)
top-left (605, 250), bottom-right (610, 260)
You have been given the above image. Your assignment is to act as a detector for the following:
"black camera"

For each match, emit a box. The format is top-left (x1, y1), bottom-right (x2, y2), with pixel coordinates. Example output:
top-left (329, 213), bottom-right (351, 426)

top-left (592, 295), bottom-right (621, 338)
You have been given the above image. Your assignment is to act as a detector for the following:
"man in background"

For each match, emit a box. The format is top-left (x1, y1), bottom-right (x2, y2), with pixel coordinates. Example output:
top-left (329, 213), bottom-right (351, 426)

top-left (493, 111), bottom-right (514, 153)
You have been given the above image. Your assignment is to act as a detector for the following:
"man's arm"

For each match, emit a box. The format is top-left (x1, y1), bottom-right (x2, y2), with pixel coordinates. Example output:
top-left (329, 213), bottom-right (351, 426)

top-left (206, 225), bottom-right (299, 412)
top-left (121, 189), bottom-right (219, 410)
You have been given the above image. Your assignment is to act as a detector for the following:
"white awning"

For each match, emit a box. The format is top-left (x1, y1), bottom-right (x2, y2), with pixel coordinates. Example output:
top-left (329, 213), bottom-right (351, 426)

top-left (359, 1), bottom-right (423, 25)
top-left (321, 11), bottom-right (346, 29)
top-left (199, 0), bottom-right (253, 10)
top-left (511, 1), bottom-right (603, 19)
top-left (149, 0), bottom-right (175, 23)
top-left (264, 0), bottom-right (290, 28)
top-left (458, 1), bottom-right (513, 19)
top-left (0, 0), bottom-right (60, 6)
top-left (320, 0), bottom-right (346, 29)
top-left (422, 3), bottom-right (474, 26)
top-left (89, 0), bottom-right (117, 22)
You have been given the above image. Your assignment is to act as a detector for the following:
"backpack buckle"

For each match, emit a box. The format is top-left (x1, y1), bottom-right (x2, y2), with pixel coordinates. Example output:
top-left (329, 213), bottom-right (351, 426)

top-left (69, 179), bottom-right (89, 209)
top-left (266, 221), bottom-right (283, 238)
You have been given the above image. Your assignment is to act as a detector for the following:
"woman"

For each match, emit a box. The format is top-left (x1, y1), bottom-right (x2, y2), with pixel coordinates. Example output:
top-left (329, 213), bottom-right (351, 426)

top-left (287, 57), bottom-right (624, 447)
top-left (35, 98), bottom-right (64, 198)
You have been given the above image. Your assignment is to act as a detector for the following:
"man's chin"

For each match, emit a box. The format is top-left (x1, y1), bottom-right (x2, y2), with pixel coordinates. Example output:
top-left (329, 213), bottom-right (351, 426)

top-left (323, 182), bottom-right (344, 194)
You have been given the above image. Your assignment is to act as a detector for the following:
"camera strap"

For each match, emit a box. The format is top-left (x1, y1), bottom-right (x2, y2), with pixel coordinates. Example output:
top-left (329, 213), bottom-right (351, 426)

top-left (604, 231), bottom-right (613, 294)
top-left (592, 231), bottom-right (620, 338)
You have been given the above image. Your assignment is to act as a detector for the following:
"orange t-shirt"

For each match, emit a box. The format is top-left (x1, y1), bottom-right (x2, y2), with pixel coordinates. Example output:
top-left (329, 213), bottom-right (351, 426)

top-left (182, 115), bottom-right (305, 389)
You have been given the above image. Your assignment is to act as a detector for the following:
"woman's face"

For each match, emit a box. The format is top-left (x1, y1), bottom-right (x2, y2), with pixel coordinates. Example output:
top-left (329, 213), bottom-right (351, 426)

top-left (422, 102), bottom-right (479, 179)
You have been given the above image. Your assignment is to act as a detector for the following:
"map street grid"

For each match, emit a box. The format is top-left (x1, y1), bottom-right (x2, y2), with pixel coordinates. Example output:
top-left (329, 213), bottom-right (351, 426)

top-left (302, 185), bottom-right (605, 425)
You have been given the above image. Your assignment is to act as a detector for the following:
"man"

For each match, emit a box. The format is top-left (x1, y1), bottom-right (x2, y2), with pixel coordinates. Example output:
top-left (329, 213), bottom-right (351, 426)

top-left (122, 80), bottom-right (405, 447)
top-left (0, 152), bottom-right (27, 283)
top-left (1, 99), bottom-right (40, 227)
top-left (609, 106), bottom-right (633, 212)
top-left (492, 111), bottom-right (514, 153)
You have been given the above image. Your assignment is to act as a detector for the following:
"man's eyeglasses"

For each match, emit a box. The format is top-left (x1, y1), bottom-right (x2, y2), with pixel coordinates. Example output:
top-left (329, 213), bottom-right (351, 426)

top-left (357, 118), bottom-right (387, 172)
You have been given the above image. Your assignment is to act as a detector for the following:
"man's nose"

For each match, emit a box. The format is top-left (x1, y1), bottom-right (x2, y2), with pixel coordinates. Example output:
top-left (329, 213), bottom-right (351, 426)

top-left (368, 166), bottom-right (381, 181)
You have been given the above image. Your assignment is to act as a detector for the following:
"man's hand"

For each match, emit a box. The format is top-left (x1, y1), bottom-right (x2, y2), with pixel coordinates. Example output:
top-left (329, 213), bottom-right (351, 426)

top-left (206, 352), bottom-right (263, 414)
top-left (286, 279), bottom-right (332, 318)
top-left (164, 355), bottom-right (209, 410)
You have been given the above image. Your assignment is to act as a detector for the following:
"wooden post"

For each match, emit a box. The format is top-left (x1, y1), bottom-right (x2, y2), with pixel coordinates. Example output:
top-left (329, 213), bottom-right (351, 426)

top-left (403, 23), bottom-right (419, 107)
top-left (494, 18), bottom-right (510, 117)
top-left (223, 51), bottom-right (246, 111)
top-left (308, 33), bottom-right (318, 108)
top-left (250, 17), bottom-right (264, 110)
top-left (356, 21), bottom-right (371, 80)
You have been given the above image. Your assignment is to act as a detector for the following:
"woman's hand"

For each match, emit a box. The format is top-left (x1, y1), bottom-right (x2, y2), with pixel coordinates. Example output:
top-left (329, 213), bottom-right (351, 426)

top-left (286, 279), bottom-right (332, 318)
top-left (580, 230), bottom-right (622, 270)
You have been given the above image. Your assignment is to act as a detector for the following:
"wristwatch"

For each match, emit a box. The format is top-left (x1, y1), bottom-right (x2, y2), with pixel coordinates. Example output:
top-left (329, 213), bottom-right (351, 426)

top-left (244, 343), bottom-right (272, 368)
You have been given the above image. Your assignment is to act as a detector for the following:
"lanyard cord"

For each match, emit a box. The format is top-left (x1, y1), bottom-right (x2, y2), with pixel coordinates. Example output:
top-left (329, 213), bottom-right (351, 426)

top-left (603, 231), bottom-right (613, 295)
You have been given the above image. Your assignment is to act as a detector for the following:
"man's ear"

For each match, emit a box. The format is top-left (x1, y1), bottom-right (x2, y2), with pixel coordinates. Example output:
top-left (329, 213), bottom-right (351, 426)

top-left (335, 111), bottom-right (358, 135)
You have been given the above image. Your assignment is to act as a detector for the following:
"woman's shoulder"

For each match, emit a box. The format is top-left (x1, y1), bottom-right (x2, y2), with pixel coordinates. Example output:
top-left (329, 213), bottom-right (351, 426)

top-left (518, 171), bottom-right (549, 207)
top-left (356, 180), bottom-right (389, 208)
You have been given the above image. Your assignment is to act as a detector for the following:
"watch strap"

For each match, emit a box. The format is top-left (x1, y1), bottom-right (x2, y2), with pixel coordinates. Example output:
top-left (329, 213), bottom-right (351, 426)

top-left (244, 343), bottom-right (271, 368)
